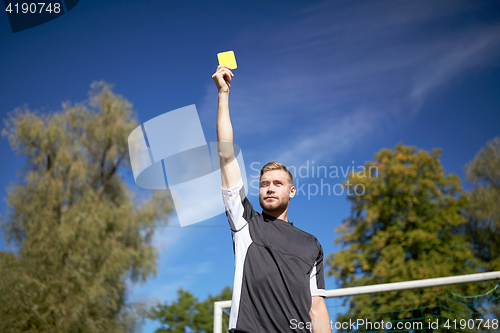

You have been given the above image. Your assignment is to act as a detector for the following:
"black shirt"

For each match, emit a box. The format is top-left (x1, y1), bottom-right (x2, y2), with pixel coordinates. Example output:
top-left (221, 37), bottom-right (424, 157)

top-left (222, 179), bottom-right (326, 333)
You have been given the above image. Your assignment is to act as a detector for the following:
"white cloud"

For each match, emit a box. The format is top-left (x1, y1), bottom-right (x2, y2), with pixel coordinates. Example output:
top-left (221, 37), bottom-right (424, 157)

top-left (410, 25), bottom-right (500, 102)
top-left (199, 0), bottom-right (500, 167)
top-left (274, 107), bottom-right (382, 165)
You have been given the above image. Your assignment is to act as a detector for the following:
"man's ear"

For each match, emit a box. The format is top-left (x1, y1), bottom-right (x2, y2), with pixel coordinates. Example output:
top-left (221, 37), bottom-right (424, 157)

top-left (289, 185), bottom-right (296, 199)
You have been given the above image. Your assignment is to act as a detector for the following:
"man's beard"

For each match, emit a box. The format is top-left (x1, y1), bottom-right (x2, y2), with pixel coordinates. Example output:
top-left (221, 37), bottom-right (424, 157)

top-left (259, 197), bottom-right (289, 214)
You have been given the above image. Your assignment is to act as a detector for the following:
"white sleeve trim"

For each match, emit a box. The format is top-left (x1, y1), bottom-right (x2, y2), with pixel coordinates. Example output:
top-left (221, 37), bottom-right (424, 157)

top-left (309, 263), bottom-right (327, 297)
top-left (221, 178), bottom-right (244, 196)
top-left (311, 289), bottom-right (327, 297)
top-left (221, 178), bottom-right (247, 231)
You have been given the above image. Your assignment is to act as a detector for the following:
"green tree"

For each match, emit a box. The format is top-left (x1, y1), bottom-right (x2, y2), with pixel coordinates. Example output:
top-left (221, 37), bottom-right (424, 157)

top-left (0, 82), bottom-right (172, 333)
top-left (463, 137), bottom-right (500, 323)
top-left (327, 143), bottom-right (484, 331)
top-left (463, 137), bottom-right (500, 271)
top-left (148, 286), bottom-right (232, 333)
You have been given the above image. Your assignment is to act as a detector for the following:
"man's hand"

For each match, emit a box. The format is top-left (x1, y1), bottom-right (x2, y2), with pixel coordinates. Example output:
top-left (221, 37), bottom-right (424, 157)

top-left (212, 65), bottom-right (234, 94)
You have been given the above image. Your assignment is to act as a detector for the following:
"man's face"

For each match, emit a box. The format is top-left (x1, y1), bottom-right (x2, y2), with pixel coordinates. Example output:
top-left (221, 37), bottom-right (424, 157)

top-left (259, 169), bottom-right (295, 214)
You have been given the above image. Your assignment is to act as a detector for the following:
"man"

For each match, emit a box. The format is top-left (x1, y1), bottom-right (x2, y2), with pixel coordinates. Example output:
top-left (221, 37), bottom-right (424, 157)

top-left (213, 65), bottom-right (332, 333)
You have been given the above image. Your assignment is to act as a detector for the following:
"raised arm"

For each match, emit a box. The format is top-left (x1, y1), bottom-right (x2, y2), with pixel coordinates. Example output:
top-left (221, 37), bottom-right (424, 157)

top-left (212, 65), bottom-right (242, 189)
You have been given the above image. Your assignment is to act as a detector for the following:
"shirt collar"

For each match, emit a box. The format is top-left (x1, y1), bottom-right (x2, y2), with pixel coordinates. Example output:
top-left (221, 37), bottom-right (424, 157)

top-left (262, 211), bottom-right (294, 226)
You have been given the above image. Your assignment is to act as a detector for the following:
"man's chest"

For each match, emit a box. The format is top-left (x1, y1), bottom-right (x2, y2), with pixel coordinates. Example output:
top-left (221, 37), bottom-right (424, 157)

top-left (247, 221), bottom-right (317, 267)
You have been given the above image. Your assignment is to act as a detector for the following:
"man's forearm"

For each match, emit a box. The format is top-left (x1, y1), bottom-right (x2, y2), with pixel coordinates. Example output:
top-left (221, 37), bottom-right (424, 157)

top-left (310, 297), bottom-right (332, 333)
top-left (216, 91), bottom-right (235, 159)
top-left (311, 313), bottom-right (332, 333)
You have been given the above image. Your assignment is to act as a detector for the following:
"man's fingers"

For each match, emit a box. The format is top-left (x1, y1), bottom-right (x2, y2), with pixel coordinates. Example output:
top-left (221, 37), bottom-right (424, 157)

top-left (213, 66), bottom-right (234, 92)
top-left (213, 68), bottom-right (233, 79)
top-left (216, 66), bottom-right (234, 77)
top-left (214, 69), bottom-right (233, 82)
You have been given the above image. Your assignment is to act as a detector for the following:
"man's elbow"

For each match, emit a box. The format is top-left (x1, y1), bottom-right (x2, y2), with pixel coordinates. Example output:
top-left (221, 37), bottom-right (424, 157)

top-left (217, 143), bottom-right (236, 162)
top-left (218, 152), bottom-right (236, 165)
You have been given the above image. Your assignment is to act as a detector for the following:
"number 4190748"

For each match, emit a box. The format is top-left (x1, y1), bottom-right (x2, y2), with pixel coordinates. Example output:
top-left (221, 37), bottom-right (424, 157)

top-left (5, 2), bottom-right (61, 14)
top-left (444, 318), bottom-right (498, 330)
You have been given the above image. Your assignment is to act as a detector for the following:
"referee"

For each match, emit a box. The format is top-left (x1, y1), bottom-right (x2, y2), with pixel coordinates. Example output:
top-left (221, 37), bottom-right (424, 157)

top-left (212, 65), bottom-right (332, 333)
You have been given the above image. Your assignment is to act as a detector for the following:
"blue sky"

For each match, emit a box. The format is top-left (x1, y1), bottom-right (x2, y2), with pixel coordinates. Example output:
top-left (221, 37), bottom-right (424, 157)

top-left (1, 0), bottom-right (500, 331)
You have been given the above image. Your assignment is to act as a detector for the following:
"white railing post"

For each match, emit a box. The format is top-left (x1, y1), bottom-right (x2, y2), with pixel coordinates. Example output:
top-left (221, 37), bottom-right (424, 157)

top-left (214, 301), bottom-right (222, 333)
top-left (214, 300), bottom-right (231, 333)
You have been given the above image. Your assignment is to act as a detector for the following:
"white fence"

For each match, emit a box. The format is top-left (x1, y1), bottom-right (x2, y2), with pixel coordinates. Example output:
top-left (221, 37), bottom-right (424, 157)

top-left (213, 271), bottom-right (500, 333)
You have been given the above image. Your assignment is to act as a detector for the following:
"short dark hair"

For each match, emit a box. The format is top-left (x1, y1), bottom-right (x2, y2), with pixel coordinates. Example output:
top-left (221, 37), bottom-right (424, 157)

top-left (260, 162), bottom-right (293, 185)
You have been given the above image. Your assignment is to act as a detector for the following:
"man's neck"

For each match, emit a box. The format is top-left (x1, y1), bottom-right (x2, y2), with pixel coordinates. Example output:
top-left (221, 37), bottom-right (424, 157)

top-left (263, 209), bottom-right (289, 222)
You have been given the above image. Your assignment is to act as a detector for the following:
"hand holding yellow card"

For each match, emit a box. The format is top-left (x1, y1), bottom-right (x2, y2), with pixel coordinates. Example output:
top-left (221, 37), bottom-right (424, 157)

top-left (217, 51), bottom-right (237, 69)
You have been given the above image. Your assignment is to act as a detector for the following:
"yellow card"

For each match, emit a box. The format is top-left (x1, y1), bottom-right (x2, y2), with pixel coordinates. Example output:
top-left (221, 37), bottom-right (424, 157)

top-left (217, 51), bottom-right (237, 69)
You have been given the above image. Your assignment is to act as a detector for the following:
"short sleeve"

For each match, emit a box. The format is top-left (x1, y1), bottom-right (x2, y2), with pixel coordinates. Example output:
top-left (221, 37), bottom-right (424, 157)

top-left (221, 178), bottom-right (256, 232)
top-left (309, 240), bottom-right (326, 297)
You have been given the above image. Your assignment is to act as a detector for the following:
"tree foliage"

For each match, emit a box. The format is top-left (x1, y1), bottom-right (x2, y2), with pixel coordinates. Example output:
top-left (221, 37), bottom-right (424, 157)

top-left (0, 82), bottom-right (172, 333)
top-left (326, 143), bottom-right (484, 329)
top-left (148, 286), bottom-right (232, 333)
top-left (463, 137), bottom-right (500, 271)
